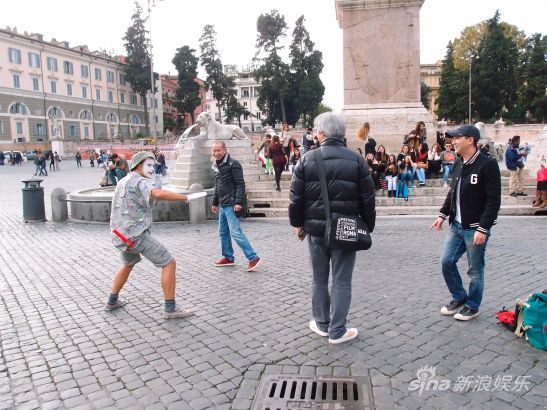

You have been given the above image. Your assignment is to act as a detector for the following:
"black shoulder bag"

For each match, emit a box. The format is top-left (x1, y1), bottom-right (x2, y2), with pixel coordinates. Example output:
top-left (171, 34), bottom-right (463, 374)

top-left (314, 149), bottom-right (372, 251)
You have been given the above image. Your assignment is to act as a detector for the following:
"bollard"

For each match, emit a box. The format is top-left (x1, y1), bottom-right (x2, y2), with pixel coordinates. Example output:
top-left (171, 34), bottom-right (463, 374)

top-left (21, 179), bottom-right (46, 222)
top-left (188, 183), bottom-right (206, 224)
top-left (51, 188), bottom-right (68, 222)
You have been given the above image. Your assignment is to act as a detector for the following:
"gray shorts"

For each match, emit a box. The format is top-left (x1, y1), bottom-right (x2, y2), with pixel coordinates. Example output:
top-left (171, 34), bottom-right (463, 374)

top-left (116, 230), bottom-right (173, 268)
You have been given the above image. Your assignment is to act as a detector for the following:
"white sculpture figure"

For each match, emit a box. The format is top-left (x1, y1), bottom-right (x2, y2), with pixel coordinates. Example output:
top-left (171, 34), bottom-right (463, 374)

top-left (192, 112), bottom-right (247, 140)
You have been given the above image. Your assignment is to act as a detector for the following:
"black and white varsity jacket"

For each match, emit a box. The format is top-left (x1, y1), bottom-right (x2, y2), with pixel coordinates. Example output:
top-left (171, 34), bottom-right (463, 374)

top-left (438, 149), bottom-right (501, 234)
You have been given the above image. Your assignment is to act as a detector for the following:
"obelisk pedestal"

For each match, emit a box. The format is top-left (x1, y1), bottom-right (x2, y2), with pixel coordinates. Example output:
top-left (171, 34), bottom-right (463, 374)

top-left (335, 0), bottom-right (433, 153)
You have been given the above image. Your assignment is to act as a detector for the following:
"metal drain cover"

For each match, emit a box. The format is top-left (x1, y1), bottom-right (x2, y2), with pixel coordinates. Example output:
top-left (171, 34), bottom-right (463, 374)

top-left (251, 374), bottom-right (374, 409)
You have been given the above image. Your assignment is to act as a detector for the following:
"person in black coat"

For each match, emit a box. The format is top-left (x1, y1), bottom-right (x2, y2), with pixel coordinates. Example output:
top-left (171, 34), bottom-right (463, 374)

top-left (289, 112), bottom-right (376, 345)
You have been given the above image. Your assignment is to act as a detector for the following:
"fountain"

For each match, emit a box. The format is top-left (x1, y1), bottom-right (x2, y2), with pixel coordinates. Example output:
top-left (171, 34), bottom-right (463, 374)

top-left (61, 113), bottom-right (258, 223)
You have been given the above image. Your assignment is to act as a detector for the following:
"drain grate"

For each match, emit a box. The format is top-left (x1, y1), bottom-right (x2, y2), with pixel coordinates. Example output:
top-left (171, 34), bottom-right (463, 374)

top-left (251, 374), bottom-right (374, 409)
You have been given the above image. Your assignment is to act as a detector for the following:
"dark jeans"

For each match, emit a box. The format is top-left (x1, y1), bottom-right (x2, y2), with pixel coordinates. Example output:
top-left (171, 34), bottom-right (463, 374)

top-left (274, 165), bottom-right (284, 188)
top-left (308, 235), bottom-right (356, 339)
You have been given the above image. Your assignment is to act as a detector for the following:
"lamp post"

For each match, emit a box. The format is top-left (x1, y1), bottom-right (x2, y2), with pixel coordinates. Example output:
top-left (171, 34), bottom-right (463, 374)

top-left (468, 51), bottom-right (478, 125)
top-left (147, 0), bottom-right (163, 148)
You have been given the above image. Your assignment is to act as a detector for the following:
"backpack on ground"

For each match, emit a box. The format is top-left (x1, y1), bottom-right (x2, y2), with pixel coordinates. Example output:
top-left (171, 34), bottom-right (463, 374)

top-left (513, 290), bottom-right (547, 351)
top-left (396, 181), bottom-right (409, 201)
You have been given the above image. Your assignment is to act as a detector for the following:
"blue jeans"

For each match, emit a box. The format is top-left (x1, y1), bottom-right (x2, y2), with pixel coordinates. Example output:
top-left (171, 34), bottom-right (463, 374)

top-left (218, 206), bottom-right (257, 262)
top-left (443, 164), bottom-right (453, 182)
top-left (415, 167), bottom-right (426, 184)
top-left (109, 169), bottom-right (126, 186)
top-left (308, 235), bottom-right (356, 339)
top-left (440, 221), bottom-right (490, 310)
top-left (400, 170), bottom-right (414, 185)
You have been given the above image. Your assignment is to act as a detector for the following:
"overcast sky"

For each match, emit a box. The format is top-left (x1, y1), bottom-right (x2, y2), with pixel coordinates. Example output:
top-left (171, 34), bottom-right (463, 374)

top-left (2, 0), bottom-right (546, 110)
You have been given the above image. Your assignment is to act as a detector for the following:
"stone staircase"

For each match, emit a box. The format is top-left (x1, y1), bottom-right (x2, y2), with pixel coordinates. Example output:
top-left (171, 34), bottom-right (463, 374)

top-left (245, 172), bottom-right (541, 218)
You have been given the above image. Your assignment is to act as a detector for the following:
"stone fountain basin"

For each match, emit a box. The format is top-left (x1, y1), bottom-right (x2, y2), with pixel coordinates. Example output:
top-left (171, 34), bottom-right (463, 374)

top-left (68, 186), bottom-right (214, 223)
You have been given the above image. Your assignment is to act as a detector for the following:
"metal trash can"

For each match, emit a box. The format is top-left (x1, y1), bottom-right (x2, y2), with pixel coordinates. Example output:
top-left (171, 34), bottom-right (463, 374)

top-left (22, 179), bottom-right (46, 222)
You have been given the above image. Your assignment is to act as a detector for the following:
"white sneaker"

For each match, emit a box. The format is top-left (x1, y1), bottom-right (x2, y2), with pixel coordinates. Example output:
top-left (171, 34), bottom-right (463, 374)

top-left (328, 328), bottom-right (358, 344)
top-left (309, 320), bottom-right (328, 337)
top-left (443, 182), bottom-right (448, 188)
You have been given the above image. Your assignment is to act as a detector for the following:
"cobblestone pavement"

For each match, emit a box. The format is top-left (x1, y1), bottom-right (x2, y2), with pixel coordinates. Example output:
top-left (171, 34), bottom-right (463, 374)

top-left (0, 162), bottom-right (546, 409)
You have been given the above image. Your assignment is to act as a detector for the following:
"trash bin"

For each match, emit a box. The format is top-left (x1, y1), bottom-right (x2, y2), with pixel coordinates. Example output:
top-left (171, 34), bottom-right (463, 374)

top-left (22, 179), bottom-right (46, 222)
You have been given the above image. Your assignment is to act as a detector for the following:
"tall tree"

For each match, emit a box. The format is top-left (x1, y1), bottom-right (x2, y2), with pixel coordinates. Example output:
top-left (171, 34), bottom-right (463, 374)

top-left (224, 92), bottom-right (250, 128)
top-left (199, 25), bottom-right (227, 122)
top-left (520, 34), bottom-right (547, 123)
top-left (253, 10), bottom-right (290, 126)
top-left (420, 81), bottom-right (431, 111)
top-left (436, 41), bottom-right (468, 123)
top-left (472, 10), bottom-right (520, 121)
top-left (123, 2), bottom-right (153, 135)
top-left (288, 15), bottom-right (325, 127)
top-left (172, 46), bottom-right (201, 126)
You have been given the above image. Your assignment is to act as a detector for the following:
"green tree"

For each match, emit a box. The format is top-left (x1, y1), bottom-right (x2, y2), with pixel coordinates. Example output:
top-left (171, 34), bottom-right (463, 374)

top-left (253, 10), bottom-right (290, 126)
top-left (520, 34), bottom-right (547, 122)
top-left (199, 25), bottom-right (228, 122)
top-left (472, 11), bottom-right (520, 121)
top-left (224, 92), bottom-right (250, 128)
top-left (172, 46), bottom-right (201, 126)
top-left (123, 2), bottom-right (153, 135)
top-left (288, 15), bottom-right (325, 127)
top-left (436, 42), bottom-right (468, 123)
top-left (421, 81), bottom-right (432, 111)
top-left (309, 103), bottom-right (332, 125)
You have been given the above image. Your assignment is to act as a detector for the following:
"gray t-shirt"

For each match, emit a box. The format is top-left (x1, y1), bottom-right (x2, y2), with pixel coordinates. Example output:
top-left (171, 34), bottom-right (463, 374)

top-left (110, 172), bottom-right (158, 244)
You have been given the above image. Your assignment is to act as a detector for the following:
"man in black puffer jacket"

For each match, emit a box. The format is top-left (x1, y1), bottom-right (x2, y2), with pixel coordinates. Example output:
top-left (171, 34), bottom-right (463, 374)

top-left (211, 141), bottom-right (261, 272)
top-left (289, 112), bottom-right (376, 344)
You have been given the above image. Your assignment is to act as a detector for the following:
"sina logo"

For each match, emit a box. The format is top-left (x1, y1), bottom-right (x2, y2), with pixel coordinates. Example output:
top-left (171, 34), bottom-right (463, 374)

top-left (408, 366), bottom-right (451, 396)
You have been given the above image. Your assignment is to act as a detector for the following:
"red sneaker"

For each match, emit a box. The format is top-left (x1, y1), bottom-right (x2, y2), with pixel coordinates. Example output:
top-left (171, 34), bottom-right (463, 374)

top-left (247, 257), bottom-right (261, 272)
top-left (215, 257), bottom-right (234, 267)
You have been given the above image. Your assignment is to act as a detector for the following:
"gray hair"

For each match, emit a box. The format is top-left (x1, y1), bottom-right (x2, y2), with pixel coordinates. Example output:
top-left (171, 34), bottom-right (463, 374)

top-left (314, 112), bottom-right (346, 140)
top-left (213, 140), bottom-right (227, 150)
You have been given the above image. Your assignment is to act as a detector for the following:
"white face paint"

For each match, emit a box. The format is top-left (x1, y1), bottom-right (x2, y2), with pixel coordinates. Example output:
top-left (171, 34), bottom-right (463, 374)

top-left (142, 159), bottom-right (155, 178)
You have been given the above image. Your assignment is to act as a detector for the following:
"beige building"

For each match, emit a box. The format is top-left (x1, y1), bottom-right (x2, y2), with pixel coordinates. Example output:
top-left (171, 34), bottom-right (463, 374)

top-left (420, 61), bottom-right (442, 121)
top-left (0, 26), bottom-right (163, 147)
top-left (206, 64), bottom-right (264, 133)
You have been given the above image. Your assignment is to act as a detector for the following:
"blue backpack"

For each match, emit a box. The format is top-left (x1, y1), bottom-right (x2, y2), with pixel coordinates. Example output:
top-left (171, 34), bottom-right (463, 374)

top-left (514, 291), bottom-right (547, 351)
top-left (396, 181), bottom-right (409, 201)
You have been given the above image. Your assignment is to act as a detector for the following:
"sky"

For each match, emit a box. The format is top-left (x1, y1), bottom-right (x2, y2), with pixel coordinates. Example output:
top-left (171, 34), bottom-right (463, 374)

top-left (2, 0), bottom-right (546, 111)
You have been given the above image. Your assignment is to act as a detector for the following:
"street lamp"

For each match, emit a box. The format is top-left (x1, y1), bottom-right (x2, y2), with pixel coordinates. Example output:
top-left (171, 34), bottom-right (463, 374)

top-left (147, 0), bottom-right (163, 148)
top-left (468, 50), bottom-right (478, 125)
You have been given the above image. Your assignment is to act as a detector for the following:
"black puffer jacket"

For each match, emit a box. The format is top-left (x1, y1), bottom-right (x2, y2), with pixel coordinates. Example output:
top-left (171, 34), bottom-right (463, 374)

top-left (289, 138), bottom-right (376, 236)
top-left (212, 154), bottom-right (246, 207)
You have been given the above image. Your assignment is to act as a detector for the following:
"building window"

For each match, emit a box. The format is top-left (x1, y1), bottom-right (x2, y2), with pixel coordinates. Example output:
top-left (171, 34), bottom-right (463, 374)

top-left (47, 57), bottom-right (58, 71)
top-left (36, 123), bottom-right (45, 136)
top-left (81, 65), bottom-right (89, 78)
top-left (256, 112), bottom-right (261, 119)
top-left (242, 88), bottom-right (249, 98)
top-left (32, 77), bottom-right (40, 91)
top-left (84, 126), bottom-right (89, 138)
top-left (50, 81), bottom-right (57, 94)
top-left (9, 103), bottom-right (27, 114)
top-left (12, 74), bottom-right (21, 89)
top-left (130, 94), bottom-right (137, 105)
top-left (119, 73), bottom-right (126, 85)
top-left (66, 83), bottom-right (73, 96)
top-left (16, 122), bottom-right (23, 135)
top-left (69, 125), bottom-right (76, 137)
top-left (94, 68), bottom-right (102, 81)
top-left (63, 61), bottom-right (74, 75)
top-left (107, 71), bottom-right (114, 83)
top-left (120, 92), bottom-right (125, 104)
top-left (108, 90), bottom-right (113, 103)
top-left (243, 102), bottom-right (248, 107)
top-left (81, 86), bottom-right (87, 98)
top-left (244, 113), bottom-right (249, 120)
top-left (0, 122), bottom-right (3, 134)
top-left (80, 110), bottom-right (92, 120)
top-left (8, 48), bottom-right (21, 64)
top-left (28, 52), bottom-right (40, 68)
top-left (95, 89), bottom-right (101, 101)
top-left (130, 115), bottom-right (140, 124)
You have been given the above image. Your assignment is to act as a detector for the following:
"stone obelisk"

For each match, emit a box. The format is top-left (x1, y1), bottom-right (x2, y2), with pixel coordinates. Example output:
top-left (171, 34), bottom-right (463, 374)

top-left (335, 0), bottom-right (433, 152)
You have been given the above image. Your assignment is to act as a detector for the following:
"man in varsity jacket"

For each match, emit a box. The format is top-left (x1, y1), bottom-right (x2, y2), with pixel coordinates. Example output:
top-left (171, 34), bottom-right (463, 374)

top-left (430, 125), bottom-right (501, 321)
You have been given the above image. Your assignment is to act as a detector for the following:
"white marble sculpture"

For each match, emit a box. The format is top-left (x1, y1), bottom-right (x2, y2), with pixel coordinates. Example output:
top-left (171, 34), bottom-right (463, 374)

top-left (189, 112), bottom-right (247, 140)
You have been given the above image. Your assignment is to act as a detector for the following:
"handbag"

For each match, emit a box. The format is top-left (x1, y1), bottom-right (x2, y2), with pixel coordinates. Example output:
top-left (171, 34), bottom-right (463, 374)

top-left (314, 149), bottom-right (372, 251)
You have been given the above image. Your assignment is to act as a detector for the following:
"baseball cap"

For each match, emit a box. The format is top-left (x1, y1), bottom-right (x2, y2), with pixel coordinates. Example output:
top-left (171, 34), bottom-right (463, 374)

top-left (130, 151), bottom-right (156, 170)
top-left (446, 125), bottom-right (480, 142)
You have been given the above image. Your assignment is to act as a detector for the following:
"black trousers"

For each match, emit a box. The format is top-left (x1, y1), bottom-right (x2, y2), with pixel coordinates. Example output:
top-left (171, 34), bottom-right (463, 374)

top-left (274, 165), bottom-right (284, 187)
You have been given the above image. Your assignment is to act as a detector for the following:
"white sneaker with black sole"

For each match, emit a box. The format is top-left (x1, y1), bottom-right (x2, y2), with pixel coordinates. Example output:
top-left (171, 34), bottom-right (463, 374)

top-left (454, 306), bottom-right (479, 321)
top-left (440, 299), bottom-right (466, 315)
